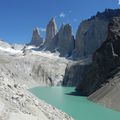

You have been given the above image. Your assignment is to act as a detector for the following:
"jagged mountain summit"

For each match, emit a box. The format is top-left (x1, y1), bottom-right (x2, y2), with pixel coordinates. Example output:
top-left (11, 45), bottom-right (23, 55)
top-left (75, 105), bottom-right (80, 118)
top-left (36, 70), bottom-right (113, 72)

top-left (29, 9), bottom-right (120, 59)
top-left (45, 24), bottom-right (75, 57)
top-left (55, 24), bottom-right (74, 57)
top-left (44, 18), bottom-right (58, 47)
top-left (73, 9), bottom-right (120, 58)
top-left (59, 9), bottom-right (120, 113)
top-left (29, 27), bottom-right (43, 46)
top-left (0, 40), bottom-right (73, 120)
top-left (76, 15), bottom-right (120, 95)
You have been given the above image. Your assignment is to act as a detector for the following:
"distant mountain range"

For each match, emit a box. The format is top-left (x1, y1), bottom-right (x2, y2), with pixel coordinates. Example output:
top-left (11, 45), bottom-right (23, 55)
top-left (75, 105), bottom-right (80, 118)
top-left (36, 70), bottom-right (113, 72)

top-left (29, 9), bottom-right (120, 59)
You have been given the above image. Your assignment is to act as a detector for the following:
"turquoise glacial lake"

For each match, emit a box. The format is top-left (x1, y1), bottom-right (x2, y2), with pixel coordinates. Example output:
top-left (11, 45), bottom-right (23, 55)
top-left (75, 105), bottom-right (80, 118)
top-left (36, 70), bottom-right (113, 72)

top-left (30, 87), bottom-right (120, 120)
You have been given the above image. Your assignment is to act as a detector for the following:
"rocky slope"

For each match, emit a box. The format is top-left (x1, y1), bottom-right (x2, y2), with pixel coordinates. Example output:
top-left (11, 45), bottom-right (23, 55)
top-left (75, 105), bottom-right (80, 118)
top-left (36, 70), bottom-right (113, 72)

top-left (76, 15), bottom-right (120, 111)
top-left (0, 62), bottom-right (73, 120)
top-left (0, 40), bottom-right (74, 120)
top-left (29, 27), bottom-right (43, 46)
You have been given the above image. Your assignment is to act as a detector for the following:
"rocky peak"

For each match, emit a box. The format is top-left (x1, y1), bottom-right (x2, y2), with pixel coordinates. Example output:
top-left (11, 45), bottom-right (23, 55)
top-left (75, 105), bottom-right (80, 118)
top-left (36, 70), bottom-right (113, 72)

top-left (45, 23), bottom-right (75, 57)
top-left (30, 27), bottom-right (43, 46)
top-left (32, 27), bottom-right (40, 40)
top-left (58, 24), bottom-right (72, 40)
top-left (73, 9), bottom-right (120, 59)
top-left (60, 23), bottom-right (71, 33)
top-left (55, 24), bottom-right (74, 57)
top-left (96, 9), bottom-right (120, 19)
top-left (45, 17), bottom-right (58, 45)
top-left (76, 15), bottom-right (120, 95)
top-left (57, 24), bottom-right (74, 56)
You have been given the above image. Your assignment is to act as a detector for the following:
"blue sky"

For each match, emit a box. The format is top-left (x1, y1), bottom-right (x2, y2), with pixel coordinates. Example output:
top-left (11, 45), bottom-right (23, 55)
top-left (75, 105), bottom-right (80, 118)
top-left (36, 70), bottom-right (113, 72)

top-left (0, 0), bottom-right (119, 44)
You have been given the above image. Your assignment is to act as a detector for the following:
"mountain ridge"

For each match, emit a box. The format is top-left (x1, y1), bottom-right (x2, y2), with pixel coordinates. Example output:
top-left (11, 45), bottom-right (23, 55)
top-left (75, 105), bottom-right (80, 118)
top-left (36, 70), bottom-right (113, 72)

top-left (29, 8), bottom-right (120, 59)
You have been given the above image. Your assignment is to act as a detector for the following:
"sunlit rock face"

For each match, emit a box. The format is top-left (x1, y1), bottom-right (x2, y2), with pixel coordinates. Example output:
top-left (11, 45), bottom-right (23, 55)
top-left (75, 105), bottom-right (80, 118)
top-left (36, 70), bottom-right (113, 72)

top-left (44, 18), bottom-right (58, 46)
top-left (62, 9), bottom-right (120, 91)
top-left (76, 15), bottom-right (120, 95)
top-left (45, 24), bottom-right (75, 57)
top-left (30, 27), bottom-right (43, 46)
top-left (73, 9), bottom-right (120, 58)
top-left (56, 24), bottom-right (75, 57)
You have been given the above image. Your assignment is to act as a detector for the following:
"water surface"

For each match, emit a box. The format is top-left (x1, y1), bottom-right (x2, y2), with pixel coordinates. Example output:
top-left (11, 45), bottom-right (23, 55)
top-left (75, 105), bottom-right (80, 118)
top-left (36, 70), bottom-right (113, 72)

top-left (30, 87), bottom-right (120, 120)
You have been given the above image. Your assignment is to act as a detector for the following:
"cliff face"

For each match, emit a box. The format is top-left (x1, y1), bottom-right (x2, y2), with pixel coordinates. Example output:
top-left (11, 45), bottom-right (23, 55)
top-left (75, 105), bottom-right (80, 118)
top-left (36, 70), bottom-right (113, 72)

top-left (29, 27), bottom-right (43, 46)
top-left (73, 9), bottom-right (120, 58)
top-left (62, 9), bottom-right (120, 87)
top-left (76, 15), bottom-right (120, 96)
top-left (62, 58), bottom-right (91, 86)
top-left (29, 9), bottom-right (120, 58)
top-left (46, 24), bottom-right (75, 57)
top-left (57, 24), bottom-right (75, 57)
top-left (44, 18), bottom-right (58, 46)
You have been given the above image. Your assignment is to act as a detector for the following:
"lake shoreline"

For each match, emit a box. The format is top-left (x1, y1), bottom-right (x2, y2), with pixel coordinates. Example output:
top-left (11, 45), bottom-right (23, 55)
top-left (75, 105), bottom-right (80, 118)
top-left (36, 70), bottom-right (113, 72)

top-left (28, 87), bottom-right (74, 120)
top-left (30, 86), bottom-right (120, 120)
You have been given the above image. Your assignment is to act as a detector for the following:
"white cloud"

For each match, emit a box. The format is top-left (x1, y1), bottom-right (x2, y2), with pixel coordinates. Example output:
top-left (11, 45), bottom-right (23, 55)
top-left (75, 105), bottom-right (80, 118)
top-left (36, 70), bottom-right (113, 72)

top-left (118, 0), bottom-right (120, 5)
top-left (59, 12), bottom-right (65, 18)
top-left (40, 28), bottom-right (46, 32)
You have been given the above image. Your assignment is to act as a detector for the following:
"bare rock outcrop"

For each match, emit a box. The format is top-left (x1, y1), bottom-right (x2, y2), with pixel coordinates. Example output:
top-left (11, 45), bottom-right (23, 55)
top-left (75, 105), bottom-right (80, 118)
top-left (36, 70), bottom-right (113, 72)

top-left (76, 15), bottom-right (120, 96)
top-left (29, 27), bottom-right (43, 46)
top-left (73, 9), bottom-right (120, 58)
top-left (46, 24), bottom-right (75, 57)
top-left (44, 18), bottom-right (58, 46)
top-left (62, 58), bottom-right (91, 86)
